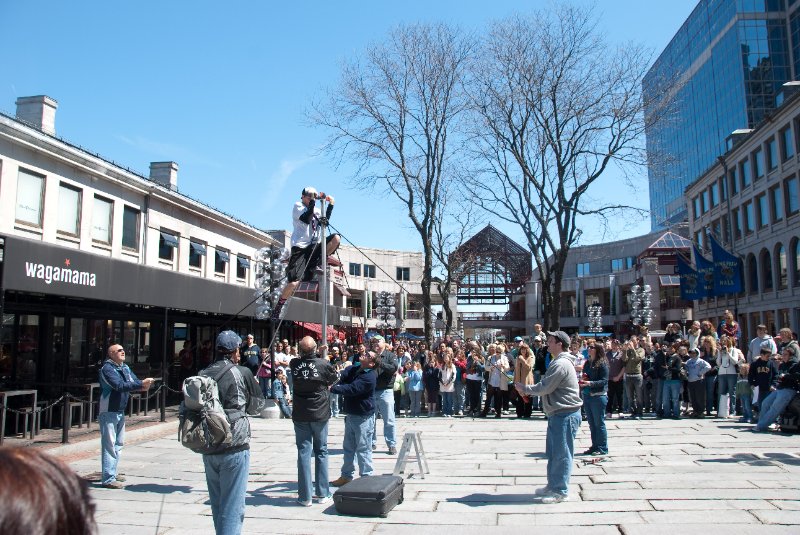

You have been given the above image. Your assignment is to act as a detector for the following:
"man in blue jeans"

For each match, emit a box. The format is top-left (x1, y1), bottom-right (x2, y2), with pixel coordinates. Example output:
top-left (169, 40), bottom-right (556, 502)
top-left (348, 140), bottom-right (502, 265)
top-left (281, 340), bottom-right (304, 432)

top-left (200, 331), bottom-right (266, 535)
top-left (369, 335), bottom-right (398, 455)
top-left (330, 350), bottom-right (378, 487)
top-left (98, 344), bottom-right (154, 489)
top-left (290, 336), bottom-right (339, 506)
top-left (515, 330), bottom-right (583, 504)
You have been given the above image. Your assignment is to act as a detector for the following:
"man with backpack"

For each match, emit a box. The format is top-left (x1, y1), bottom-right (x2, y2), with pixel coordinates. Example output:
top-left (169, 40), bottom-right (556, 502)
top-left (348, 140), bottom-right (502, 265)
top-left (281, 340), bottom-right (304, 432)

top-left (197, 330), bottom-right (265, 535)
top-left (290, 336), bottom-right (339, 506)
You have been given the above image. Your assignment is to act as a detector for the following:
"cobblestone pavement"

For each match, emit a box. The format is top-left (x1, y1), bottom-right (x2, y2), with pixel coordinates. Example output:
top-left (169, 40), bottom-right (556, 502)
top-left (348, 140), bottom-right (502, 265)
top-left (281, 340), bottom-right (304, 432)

top-left (61, 413), bottom-right (800, 534)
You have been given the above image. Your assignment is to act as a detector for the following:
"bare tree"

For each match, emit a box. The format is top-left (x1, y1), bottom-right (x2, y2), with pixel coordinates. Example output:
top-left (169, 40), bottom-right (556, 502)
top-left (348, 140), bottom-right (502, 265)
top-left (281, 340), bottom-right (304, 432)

top-left (311, 23), bottom-right (474, 342)
top-left (466, 5), bottom-right (669, 330)
top-left (431, 180), bottom-right (483, 336)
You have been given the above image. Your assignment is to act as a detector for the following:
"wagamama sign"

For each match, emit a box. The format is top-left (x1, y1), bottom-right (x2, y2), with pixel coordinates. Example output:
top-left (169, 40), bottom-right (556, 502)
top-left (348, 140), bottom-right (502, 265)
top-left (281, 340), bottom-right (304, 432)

top-left (24, 258), bottom-right (97, 287)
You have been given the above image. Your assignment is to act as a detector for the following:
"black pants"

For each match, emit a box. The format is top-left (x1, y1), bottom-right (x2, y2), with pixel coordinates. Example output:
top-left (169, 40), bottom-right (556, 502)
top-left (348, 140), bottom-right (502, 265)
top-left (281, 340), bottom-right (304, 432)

top-left (515, 392), bottom-right (533, 418)
top-left (607, 380), bottom-right (624, 414)
top-left (482, 385), bottom-right (502, 416)
top-left (466, 380), bottom-right (482, 414)
top-left (688, 380), bottom-right (705, 416)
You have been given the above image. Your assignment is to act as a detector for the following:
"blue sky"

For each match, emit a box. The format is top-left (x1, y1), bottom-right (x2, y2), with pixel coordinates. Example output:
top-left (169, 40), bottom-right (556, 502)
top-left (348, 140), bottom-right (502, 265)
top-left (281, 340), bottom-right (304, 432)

top-left (1, 0), bottom-right (697, 253)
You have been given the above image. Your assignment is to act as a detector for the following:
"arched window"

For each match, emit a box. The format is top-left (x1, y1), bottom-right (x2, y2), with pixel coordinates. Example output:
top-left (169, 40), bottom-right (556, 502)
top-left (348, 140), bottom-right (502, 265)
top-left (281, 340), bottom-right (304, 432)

top-left (747, 254), bottom-right (759, 294)
top-left (776, 243), bottom-right (787, 290)
top-left (793, 238), bottom-right (800, 287)
top-left (761, 249), bottom-right (773, 291)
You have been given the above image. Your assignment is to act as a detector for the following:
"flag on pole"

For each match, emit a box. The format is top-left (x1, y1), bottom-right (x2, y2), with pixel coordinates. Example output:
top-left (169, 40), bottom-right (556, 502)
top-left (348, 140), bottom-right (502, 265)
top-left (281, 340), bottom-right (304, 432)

top-left (676, 253), bottom-right (706, 300)
top-left (709, 234), bottom-right (743, 294)
top-left (693, 244), bottom-right (716, 297)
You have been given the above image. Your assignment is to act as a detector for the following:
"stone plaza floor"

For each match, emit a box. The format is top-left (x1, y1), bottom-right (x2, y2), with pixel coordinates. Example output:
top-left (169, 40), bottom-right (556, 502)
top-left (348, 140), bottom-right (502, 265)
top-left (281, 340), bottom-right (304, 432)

top-left (59, 412), bottom-right (800, 534)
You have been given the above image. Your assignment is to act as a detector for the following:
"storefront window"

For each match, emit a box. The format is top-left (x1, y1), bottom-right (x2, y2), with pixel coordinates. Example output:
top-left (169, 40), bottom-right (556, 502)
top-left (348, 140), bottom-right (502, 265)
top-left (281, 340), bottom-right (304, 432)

top-left (69, 318), bottom-right (86, 382)
top-left (17, 315), bottom-right (39, 382)
top-left (0, 315), bottom-right (14, 385)
top-left (53, 316), bottom-right (66, 382)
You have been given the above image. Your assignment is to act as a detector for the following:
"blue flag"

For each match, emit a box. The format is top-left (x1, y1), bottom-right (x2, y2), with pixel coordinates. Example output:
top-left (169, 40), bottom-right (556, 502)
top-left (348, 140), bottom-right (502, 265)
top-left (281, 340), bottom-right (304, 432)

top-left (693, 244), bottom-right (716, 297)
top-left (676, 253), bottom-right (706, 300)
top-left (709, 234), bottom-right (742, 295)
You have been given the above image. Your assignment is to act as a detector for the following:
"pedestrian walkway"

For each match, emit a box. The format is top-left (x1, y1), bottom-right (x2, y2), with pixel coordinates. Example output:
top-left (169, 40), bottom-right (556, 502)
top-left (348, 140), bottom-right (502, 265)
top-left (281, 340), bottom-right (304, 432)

top-left (62, 414), bottom-right (800, 534)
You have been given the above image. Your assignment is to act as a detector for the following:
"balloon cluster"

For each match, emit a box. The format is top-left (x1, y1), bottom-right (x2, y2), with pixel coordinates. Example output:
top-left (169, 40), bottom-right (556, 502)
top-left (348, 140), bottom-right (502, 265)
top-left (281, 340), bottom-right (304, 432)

top-left (254, 245), bottom-right (289, 319)
top-left (376, 291), bottom-right (397, 330)
top-left (628, 284), bottom-right (654, 327)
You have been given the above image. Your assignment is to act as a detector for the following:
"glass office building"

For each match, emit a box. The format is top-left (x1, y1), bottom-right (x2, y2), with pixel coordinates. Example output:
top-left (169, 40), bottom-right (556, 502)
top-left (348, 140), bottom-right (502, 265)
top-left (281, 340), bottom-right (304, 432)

top-left (644, 0), bottom-right (799, 230)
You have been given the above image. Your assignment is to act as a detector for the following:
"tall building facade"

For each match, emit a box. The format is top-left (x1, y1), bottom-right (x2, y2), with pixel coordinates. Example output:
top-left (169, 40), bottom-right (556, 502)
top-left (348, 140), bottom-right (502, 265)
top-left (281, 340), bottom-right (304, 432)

top-left (645, 0), bottom-right (799, 230)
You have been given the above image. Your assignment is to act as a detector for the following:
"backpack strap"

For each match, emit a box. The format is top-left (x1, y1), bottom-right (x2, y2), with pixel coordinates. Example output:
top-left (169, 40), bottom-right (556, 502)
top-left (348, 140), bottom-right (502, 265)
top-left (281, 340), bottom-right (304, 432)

top-left (212, 361), bottom-right (235, 383)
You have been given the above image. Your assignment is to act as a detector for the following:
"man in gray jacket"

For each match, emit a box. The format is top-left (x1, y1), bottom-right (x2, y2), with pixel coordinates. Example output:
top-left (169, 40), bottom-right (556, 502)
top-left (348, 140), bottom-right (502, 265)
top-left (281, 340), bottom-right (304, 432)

top-left (515, 330), bottom-right (582, 504)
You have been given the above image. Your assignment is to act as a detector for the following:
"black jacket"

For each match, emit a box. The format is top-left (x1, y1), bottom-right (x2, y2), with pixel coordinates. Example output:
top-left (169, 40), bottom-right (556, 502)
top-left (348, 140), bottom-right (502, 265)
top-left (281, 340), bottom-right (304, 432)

top-left (331, 364), bottom-right (376, 416)
top-left (749, 358), bottom-right (778, 390)
top-left (374, 349), bottom-right (398, 391)
top-left (290, 354), bottom-right (339, 422)
top-left (200, 359), bottom-right (266, 455)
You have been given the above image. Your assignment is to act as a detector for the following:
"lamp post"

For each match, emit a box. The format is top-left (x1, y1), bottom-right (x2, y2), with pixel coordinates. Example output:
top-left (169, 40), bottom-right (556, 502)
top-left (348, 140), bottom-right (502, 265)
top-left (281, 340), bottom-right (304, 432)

top-left (254, 245), bottom-right (287, 400)
top-left (628, 284), bottom-right (654, 334)
top-left (375, 291), bottom-right (396, 338)
top-left (587, 304), bottom-right (603, 333)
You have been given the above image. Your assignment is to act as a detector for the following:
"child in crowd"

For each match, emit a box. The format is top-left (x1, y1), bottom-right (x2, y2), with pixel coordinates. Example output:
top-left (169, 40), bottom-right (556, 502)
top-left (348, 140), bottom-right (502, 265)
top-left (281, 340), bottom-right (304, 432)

top-left (273, 368), bottom-right (292, 418)
top-left (736, 363), bottom-right (753, 423)
top-left (405, 361), bottom-right (424, 417)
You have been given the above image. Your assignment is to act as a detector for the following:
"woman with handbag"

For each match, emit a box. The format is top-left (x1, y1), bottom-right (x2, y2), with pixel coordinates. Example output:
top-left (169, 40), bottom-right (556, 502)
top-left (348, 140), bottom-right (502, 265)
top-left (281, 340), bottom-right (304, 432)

top-left (439, 350), bottom-right (457, 417)
top-left (579, 342), bottom-right (609, 454)
top-left (513, 343), bottom-right (534, 418)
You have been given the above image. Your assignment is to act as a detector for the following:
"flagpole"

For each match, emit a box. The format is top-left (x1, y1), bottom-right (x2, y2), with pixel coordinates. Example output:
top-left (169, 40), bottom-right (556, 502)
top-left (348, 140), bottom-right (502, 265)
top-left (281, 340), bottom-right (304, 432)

top-left (717, 156), bottom-right (740, 320)
top-left (320, 196), bottom-right (329, 359)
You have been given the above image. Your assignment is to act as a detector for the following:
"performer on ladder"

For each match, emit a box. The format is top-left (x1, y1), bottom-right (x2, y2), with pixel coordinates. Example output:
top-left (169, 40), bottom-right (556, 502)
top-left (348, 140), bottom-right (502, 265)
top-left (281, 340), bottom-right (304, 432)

top-left (271, 186), bottom-right (340, 319)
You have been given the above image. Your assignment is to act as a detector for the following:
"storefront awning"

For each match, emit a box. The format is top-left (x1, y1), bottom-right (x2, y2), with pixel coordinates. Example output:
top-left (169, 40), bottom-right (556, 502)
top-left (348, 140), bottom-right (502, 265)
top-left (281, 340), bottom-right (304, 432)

top-left (237, 256), bottom-right (250, 268)
top-left (333, 283), bottom-right (351, 297)
top-left (216, 250), bottom-right (230, 262)
top-left (1, 235), bottom-right (258, 317)
top-left (298, 322), bottom-right (344, 341)
top-left (190, 241), bottom-right (207, 255)
top-left (160, 231), bottom-right (179, 248)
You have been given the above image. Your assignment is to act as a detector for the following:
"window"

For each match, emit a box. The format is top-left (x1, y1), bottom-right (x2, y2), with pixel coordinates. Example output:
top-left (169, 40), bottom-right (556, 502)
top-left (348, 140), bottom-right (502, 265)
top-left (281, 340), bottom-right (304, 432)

top-left (740, 159), bottom-right (752, 188)
top-left (720, 174), bottom-right (728, 201)
top-left (576, 262), bottom-right (590, 277)
top-left (189, 240), bottom-right (206, 268)
top-left (753, 148), bottom-right (765, 179)
top-left (756, 194), bottom-right (769, 229)
top-left (15, 168), bottom-right (45, 226)
top-left (710, 183), bottom-right (719, 207)
top-left (611, 258), bottom-right (624, 272)
top-left (782, 126), bottom-right (796, 161)
top-left (91, 196), bottom-right (113, 244)
top-left (744, 202), bottom-right (755, 234)
top-left (729, 167), bottom-right (739, 195)
top-left (57, 183), bottom-right (81, 235)
top-left (215, 249), bottom-right (229, 274)
top-left (158, 230), bottom-right (178, 261)
top-left (761, 250), bottom-right (774, 291)
top-left (786, 176), bottom-right (799, 215)
top-left (701, 190), bottom-right (709, 212)
top-left (777, 244), bottom-right (787, 290)
top-left (625, 257), bottom-right (635, 269)
top-left (794, 239), bottom-right (800, 287)
top-left (396, 267), bottom-right (410, 281)
top-left (767, 137), bottom-right (778, 170)
top-left (748, 255), bottom-right (759, 294)
top-left (121, 206), bottom-right (140, 250)
top-left (693, 197), bottom-right (701, 218)
top-left (732, 208), bottom-right (742, 239)
top-left (236, 256), bottom-right (249, 279)
top-left (695, 230), bottom-right (704, 249)
top-left (771, 186), bottom-right (784, 221)
top-left (349, 262), bottom-right (361, 277)
top-left (364, 264), bottom-right (376, 278)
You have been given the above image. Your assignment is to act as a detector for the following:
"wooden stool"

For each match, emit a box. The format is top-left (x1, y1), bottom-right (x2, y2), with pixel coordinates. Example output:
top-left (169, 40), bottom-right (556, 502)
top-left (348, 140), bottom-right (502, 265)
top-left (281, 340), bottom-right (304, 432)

top-left (68, 401), bottom-right (85, 428)
top-left (14, 407), bottom-right (38, 437)
top-left (128, 394), bottom-right (142, 416)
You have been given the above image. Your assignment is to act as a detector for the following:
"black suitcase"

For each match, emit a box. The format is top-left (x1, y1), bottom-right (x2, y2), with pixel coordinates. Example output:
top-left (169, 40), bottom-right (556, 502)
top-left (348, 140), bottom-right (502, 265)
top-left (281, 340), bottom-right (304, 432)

top-left (333, 475), bottom-right (404, 517)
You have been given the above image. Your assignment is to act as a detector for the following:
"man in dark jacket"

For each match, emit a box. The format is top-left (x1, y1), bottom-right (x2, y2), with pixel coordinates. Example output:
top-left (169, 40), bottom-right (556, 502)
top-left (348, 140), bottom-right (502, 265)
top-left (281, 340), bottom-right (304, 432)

top-left (241, 334), bottom-right (260, 376)
top-left (290, 336), bottom-right (339, 506)
top-left (369, 335), bottom-right (399, 454)
top-left (755, 343), bottom-right (800, 432)
top-left (98, 344), bottom-right (154, 488)
top-left (330, 351), bottom-right (378, 487)
top-left (200, 331), bottom-right (266, 535)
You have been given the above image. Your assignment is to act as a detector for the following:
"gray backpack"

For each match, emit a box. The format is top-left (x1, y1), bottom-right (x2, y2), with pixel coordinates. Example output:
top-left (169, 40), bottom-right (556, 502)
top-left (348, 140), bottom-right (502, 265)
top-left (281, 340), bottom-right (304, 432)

top-left (178, 362), bottom-right (234, 454)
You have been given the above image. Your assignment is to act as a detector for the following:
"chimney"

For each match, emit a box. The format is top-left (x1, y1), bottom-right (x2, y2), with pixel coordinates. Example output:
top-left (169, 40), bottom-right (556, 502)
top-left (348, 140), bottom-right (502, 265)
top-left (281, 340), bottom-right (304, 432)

top-left (149, 161), bottom-right (179, 191)
top-left (725, 129), bottom-right (753, 151)
top-left (15, 95), bottom-right (58, 135)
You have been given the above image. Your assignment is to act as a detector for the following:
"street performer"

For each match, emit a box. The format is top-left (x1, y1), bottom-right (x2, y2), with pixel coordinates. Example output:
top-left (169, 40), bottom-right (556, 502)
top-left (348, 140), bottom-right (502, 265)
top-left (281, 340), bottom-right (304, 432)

top-left (272, 186), bottom-right (340, 319)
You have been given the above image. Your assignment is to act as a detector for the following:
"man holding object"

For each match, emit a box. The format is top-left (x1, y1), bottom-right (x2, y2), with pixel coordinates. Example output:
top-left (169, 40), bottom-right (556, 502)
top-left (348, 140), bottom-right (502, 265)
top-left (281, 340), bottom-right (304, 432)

top-left (515, 331), bottom-right (582, 504)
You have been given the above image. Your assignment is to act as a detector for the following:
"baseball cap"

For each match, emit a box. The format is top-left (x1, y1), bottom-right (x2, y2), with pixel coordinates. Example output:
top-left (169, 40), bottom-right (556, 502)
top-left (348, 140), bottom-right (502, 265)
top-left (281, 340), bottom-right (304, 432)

top-left (302, 186), bottom-right (318, 198)
top-left (371, 335), bottom-right (385, 343)
top-left (216, 330), bottom-right (242, 353)
top-left (514, 336), bottom-right (523, 342)
top-left (689, 348), bottom-right (700, 356)
top-left (546, 330), bottom-right (571, 349)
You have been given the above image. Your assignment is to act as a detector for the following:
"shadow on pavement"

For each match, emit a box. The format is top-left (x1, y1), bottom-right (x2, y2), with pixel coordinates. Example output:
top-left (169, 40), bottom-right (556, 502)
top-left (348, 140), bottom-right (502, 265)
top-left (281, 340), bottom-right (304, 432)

top-left (697, 452), bottom-right (786, 466)
top-left (444, 493), bottom-right (537, 506)
top-left (118, 483), bottom-right (194, 494)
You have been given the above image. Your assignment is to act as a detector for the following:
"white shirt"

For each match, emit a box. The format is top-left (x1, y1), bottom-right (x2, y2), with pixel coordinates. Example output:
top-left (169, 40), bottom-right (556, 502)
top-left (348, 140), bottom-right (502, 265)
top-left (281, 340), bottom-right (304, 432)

top-left (291, 201), bottom-right (322, 248)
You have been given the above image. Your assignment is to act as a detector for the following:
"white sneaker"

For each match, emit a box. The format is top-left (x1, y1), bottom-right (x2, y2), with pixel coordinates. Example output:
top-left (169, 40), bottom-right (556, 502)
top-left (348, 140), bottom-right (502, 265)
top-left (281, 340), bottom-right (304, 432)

top-left (315, 495), bottom-right (332, 505)
top-left (296, 499), bottom-right (312, 507)
top-left (541, 493), bottom-right (569, 504)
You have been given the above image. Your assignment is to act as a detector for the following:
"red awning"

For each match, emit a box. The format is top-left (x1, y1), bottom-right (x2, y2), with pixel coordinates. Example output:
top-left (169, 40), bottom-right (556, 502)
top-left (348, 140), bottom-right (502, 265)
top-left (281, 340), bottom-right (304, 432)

top-left (298, 322), bottom-right (344, 342)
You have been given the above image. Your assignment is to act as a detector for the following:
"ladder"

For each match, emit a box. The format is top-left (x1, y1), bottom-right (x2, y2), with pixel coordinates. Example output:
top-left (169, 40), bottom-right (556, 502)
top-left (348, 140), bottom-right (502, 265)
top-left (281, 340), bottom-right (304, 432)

top-left (392, 431), bottom-right (430, 479)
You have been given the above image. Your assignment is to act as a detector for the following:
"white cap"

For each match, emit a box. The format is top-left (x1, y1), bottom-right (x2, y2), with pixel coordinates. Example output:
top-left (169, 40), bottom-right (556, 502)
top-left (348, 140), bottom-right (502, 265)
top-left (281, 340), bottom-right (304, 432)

top-left (302, 186), bottom-right (318, 198)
